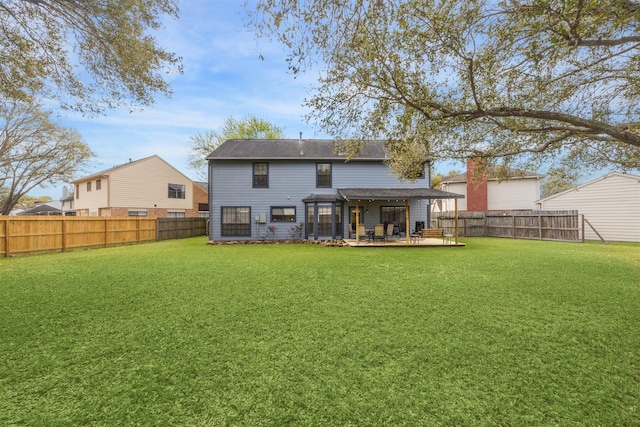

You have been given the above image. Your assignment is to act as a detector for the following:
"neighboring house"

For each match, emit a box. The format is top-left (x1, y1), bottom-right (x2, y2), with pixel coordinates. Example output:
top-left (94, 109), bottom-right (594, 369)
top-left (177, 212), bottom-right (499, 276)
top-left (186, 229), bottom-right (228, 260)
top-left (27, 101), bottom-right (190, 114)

top-left (17, 202), bottom-right (62, 216)
top-left (206, 138), bottom-right (464, 241)
top-left (536, 172), bottom-right (640, 243)
top-left (71, 155), bottom-right (205, 218)
top-left (193, 181), bottom-right (209, 218)
top-left (439, 159), bottom-right (542, 212)
top-left (60, 187), bottom-right (75, 216)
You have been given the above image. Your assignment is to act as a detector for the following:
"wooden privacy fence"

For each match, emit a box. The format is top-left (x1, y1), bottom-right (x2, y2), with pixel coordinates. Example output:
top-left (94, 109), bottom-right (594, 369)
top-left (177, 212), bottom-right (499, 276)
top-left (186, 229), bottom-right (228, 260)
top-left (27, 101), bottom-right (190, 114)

top-left (0, 216), bottom-right (207, 257)
top-left (437, 210), bottom-right (582, 242)
top-left (157, 217), bottom-right (207, 241)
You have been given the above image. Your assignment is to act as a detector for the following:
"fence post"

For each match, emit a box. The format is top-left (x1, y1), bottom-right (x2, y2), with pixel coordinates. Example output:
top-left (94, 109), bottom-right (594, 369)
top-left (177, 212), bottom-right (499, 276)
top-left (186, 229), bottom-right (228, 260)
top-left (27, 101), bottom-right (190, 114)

top-left (538, 213), bottom-right (542, 240)
top-left (4, 219), bottom-right (9, 258)
top-left (104, 217), bottom-right (109, 248)
top-left (483, 214), bottom-right (487, 237)
top-left (62, 218), bottom-right (67, 252)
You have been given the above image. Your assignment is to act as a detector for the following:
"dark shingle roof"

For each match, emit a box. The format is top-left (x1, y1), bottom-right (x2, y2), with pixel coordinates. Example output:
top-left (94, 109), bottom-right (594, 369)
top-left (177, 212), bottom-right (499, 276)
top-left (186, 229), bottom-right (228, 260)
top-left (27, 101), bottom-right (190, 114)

top-left (18, 204), bottom-right (62, 215)
top-left (207, 139), bottom-right (387, 161)
top-left (302, 193), bottom-right (345, 203)
top-left (338, 188), bottom-right (464, 200)
top-left (194, 181), bottom-right (208, 191)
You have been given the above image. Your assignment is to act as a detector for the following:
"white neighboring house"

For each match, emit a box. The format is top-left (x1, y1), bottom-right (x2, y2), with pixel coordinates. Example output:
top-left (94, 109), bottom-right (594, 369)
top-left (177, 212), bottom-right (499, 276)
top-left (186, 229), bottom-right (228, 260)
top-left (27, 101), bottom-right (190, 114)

top-left (60, 187), bottom-right (75, 216)
top-left (438, 161), bottom-right (542, 213)
top-left (536, 172), bottom-right (640, 243)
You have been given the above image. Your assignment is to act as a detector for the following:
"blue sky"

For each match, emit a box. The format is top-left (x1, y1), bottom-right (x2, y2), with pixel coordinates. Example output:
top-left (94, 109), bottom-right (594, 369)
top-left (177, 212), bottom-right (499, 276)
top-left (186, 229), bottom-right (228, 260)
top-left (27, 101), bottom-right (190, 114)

top-left (35, 0), bottom-right (334, 198)
top-left (32, 0), bottom-right (633, 199)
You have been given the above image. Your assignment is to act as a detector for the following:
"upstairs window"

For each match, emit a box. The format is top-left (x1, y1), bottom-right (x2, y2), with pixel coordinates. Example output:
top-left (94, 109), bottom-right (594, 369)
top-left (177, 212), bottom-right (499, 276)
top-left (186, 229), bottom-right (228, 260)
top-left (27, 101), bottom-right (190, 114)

top-left (316, 163), bottom-right (332, 188)
top-left (96, 179), bottom-right (102, 190)
top-left (75, 184), bottom-right (79, 199)
top-left (86, 181), bottom-right (91, 192)
top-left (168, 183), bottom-right (185, 199)
top-left (253, 162), bottom-right (269, 188)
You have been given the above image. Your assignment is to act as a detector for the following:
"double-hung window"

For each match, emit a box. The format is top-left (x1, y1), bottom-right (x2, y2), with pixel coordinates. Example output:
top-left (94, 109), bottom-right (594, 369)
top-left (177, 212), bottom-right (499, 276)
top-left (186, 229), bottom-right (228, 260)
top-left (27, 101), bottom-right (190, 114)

top-left (316, 163), bottom-right (332, 188)
top-left (168, 183), bottom-right (185, 199)
top-left (221, 207), bottom-right (251, 236)
top-left (253, 162), bottom-right (269, 188)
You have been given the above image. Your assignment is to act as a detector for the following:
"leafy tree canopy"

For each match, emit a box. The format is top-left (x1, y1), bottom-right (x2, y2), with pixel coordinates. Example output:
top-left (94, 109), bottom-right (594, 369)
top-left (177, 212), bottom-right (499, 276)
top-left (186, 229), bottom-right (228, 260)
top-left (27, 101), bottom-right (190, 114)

top-left (0, 98), bottom-right (93, 215)
top-left (0, 0), bottom-right (182, 115)
top-left (540, 165), bottom-right (579, 198)
top-left (188, 115), bottom-right (286, 177)
top-left (431, 170), bottom-right (461, 191)
top-left (249, 0), bottom-right (640, 178)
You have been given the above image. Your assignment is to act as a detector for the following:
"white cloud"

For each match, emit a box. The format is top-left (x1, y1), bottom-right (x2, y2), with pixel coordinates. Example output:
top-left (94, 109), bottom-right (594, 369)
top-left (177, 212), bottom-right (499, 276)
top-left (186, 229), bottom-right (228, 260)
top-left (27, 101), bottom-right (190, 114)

top-left (31, 0), bottom-right (327, 198)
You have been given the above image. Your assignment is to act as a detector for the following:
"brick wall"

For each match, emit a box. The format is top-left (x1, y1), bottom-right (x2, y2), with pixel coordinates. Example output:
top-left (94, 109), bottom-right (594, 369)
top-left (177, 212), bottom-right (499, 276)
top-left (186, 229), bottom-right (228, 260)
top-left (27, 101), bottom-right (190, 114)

top-left (111, 207), bottom-right (168, 217)
top-left (466, 159), bottom-right (488, 212)
top-left (185, 183), bottom-right (208, 217)
top-left (78, 182), bottom-right (208, 218)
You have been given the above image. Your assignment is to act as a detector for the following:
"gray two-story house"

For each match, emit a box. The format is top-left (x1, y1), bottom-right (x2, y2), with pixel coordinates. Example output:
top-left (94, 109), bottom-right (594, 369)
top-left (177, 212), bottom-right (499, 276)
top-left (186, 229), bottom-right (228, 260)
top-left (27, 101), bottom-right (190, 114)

top-left (207, 138), bottom-right (463, 241)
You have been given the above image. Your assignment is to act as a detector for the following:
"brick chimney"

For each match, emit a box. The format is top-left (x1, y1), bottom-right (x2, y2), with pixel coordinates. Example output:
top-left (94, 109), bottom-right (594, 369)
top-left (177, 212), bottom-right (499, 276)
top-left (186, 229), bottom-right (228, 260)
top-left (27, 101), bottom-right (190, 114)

top-left (466, 158), bottom-right (488, 211)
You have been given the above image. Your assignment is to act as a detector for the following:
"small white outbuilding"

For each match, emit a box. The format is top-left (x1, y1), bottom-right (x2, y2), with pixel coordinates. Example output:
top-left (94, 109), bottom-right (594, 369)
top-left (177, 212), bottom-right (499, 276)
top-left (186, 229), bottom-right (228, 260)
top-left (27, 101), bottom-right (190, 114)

top-left (536, 172), bottom-right (640, 242)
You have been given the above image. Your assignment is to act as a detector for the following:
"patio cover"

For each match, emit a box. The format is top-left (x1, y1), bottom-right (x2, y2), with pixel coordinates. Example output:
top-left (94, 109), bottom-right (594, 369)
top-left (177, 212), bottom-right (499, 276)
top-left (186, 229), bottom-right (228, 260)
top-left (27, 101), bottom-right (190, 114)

top-left (337, 188), bottom-right (465, 245)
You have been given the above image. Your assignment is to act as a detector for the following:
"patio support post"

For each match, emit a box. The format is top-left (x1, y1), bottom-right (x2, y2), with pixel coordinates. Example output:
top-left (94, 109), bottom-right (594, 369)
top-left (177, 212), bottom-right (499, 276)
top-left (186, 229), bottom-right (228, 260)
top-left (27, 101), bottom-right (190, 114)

top-left (355, 200), bottom-right (360, 244)
top-left (455, 199), bottom-right (459, 244)
top-left (331, 203), bottom-right (336, 240)
top-left (313, 202), bottom-right (319, 240)
top-left (405, 199), bottom-right (410, 245)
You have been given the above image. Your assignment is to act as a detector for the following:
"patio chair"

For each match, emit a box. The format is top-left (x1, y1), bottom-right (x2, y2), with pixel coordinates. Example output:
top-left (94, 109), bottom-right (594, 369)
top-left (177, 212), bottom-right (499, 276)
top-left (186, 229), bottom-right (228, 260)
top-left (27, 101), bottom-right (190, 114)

top-left (356, 224), bottom-right (368, 241)
top-left (372, 224), bottom-right (386, 242)
top-left (385, 223), bottom-right (395, 241)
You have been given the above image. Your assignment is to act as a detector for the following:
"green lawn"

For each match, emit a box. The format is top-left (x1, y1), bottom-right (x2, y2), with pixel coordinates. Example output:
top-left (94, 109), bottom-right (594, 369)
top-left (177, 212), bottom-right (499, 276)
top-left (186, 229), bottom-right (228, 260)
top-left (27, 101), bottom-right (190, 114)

top-left (0, 237), bottom-right (638, 426)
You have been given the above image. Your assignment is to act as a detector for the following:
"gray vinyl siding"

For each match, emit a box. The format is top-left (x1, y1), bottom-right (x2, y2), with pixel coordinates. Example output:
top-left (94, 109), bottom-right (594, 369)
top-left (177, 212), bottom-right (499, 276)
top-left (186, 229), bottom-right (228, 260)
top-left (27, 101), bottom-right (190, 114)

top-left (209, 159), bottom-right (431, 240)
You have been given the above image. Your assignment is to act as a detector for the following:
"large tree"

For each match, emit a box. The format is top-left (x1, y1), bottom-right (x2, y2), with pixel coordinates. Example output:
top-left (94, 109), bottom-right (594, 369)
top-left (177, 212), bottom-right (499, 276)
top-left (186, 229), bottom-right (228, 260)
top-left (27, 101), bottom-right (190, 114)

top-left (0, 0), bottom-right (182, 115)
top-left (0, 99), bottom-right (93, 215)
top-left (249, 0), bottom-right (640, 178)
top-left (540, 165), bottom-right (579, 198)
top-left (188, 115), bottom-right (285, 178)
